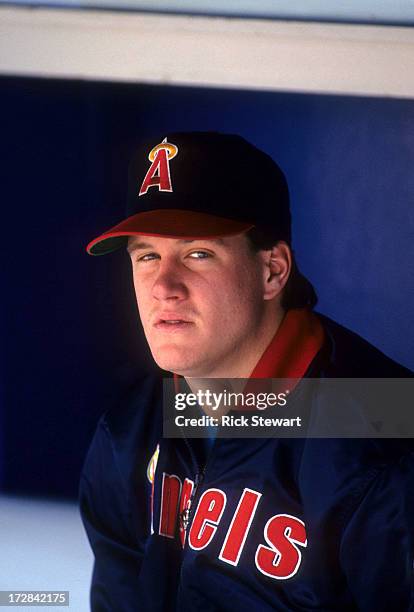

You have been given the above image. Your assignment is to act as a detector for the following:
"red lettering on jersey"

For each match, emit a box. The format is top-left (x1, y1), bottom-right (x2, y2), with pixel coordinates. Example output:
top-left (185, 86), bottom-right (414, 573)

top-left (139, 145), bottom-right (174, 196)
top-left (159, 473), bottom-right (181, 539)
top-left (219, 488), bottom-right (262, 566)
top-left (255, 514), bottom-right (307, 580)
top-left (188, 489), bottom-right (227, 551)
top-left (178, 478), bottom-right (194, 548)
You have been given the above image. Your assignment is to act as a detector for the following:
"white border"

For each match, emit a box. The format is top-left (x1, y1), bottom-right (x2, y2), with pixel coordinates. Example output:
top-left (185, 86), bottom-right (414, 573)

top-left (1, 7), bottom-right (414, 98)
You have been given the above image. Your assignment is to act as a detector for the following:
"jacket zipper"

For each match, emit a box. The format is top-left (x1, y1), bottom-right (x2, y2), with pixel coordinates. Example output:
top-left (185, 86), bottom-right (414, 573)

top-left (178, 431), bottom-right (216, 534)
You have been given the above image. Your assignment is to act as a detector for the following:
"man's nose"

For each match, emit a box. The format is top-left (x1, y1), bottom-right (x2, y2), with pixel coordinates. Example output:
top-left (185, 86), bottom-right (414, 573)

top-left (151, 259), bottom-right (189, 301)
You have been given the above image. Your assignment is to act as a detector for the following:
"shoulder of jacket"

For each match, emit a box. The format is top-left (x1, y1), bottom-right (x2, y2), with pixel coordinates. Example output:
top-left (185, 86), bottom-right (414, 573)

top-left (299, 437), bottom-right (414, 537)
top-left (81, 369), bottom-right (165, 495)
top-left (315, 312), bottom-right (413, 377)
top-left (98, 369), bottom-right (165, 438)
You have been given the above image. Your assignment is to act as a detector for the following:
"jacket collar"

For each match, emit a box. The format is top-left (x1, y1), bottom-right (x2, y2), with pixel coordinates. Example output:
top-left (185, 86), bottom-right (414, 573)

top-left (250, 307), bottom-right (324, 379)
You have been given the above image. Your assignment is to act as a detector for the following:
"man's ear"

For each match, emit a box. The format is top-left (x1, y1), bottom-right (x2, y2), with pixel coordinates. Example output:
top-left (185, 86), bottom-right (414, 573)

top-left (261, 241), bottom-right (292, 301)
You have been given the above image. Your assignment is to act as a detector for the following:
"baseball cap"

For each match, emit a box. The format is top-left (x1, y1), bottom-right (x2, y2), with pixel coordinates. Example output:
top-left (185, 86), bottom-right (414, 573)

top-left (86, 132), bottom-right (291, 255)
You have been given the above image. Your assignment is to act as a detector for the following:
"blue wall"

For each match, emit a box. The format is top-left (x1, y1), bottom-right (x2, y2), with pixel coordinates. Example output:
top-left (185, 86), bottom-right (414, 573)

top-left (1, 76), bottom-right (413, 498)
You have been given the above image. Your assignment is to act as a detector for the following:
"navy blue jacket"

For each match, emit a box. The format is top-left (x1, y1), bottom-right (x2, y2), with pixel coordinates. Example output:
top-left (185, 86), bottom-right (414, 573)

top-left (79, 314), bottom-right (414, 611)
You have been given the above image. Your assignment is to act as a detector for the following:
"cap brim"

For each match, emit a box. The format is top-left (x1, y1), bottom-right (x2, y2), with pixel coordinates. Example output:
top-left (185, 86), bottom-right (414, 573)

top-left (86, 209), bottom-right (254, 255)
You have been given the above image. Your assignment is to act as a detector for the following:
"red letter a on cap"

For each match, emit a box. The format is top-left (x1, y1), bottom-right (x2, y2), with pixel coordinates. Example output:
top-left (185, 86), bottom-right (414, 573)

top-left (139, 148), bottom-right (173, 196)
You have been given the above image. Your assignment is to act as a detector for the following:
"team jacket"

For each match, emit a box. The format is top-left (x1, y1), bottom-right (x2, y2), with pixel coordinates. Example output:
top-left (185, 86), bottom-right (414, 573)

top-left (79, 310), bottom-right (414, 611)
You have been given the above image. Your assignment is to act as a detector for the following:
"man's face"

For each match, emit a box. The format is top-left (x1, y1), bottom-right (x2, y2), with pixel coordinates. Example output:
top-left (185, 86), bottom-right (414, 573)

top-left (128, 233), bottom-right (269, 377)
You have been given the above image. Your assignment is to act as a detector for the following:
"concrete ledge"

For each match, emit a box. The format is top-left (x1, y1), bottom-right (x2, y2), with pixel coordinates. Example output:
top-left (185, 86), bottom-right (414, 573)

top-left (1, 6), bottom-right (413, 97)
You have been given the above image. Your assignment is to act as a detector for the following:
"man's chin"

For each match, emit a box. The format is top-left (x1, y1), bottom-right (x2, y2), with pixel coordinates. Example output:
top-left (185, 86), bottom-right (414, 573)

top-left (151, 347), bottom-right (204, 376)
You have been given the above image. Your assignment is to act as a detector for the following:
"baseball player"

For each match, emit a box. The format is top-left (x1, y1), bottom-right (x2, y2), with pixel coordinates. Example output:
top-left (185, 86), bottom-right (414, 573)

top-left (80, 132), bottom-right (414, 611)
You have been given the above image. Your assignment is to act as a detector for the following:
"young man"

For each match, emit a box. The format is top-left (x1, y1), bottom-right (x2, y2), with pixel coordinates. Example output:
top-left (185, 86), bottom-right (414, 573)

top-left (80, 132), bottom-right (414, 611)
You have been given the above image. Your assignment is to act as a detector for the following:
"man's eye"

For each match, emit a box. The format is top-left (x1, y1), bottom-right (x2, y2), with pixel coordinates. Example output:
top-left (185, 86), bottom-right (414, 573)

top-left (187, 251), bottom-right (212, 259)
top-left (137, 253), bottom-right (159, 262)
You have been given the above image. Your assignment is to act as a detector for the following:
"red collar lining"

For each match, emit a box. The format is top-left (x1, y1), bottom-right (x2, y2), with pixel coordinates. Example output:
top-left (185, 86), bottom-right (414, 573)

top-left (250, 308), bottom-right (324, 379)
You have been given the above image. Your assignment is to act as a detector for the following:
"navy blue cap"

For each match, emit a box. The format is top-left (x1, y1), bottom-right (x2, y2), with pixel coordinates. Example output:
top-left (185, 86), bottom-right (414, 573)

top-left (86, 132), bottom-right (291, 255)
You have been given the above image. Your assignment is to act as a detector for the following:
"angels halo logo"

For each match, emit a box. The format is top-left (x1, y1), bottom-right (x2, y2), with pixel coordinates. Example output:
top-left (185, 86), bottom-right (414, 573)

top-left (139, 137), bottom-right (179, 196)
top-left (147, 443), bottom-right (160, 485)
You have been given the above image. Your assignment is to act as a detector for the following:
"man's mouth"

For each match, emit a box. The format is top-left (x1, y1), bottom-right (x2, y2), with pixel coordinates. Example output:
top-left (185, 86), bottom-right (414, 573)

top-left (154, 316), bottom-right (194, 331)
top-left (162, 320), bottom-right (182, 324)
